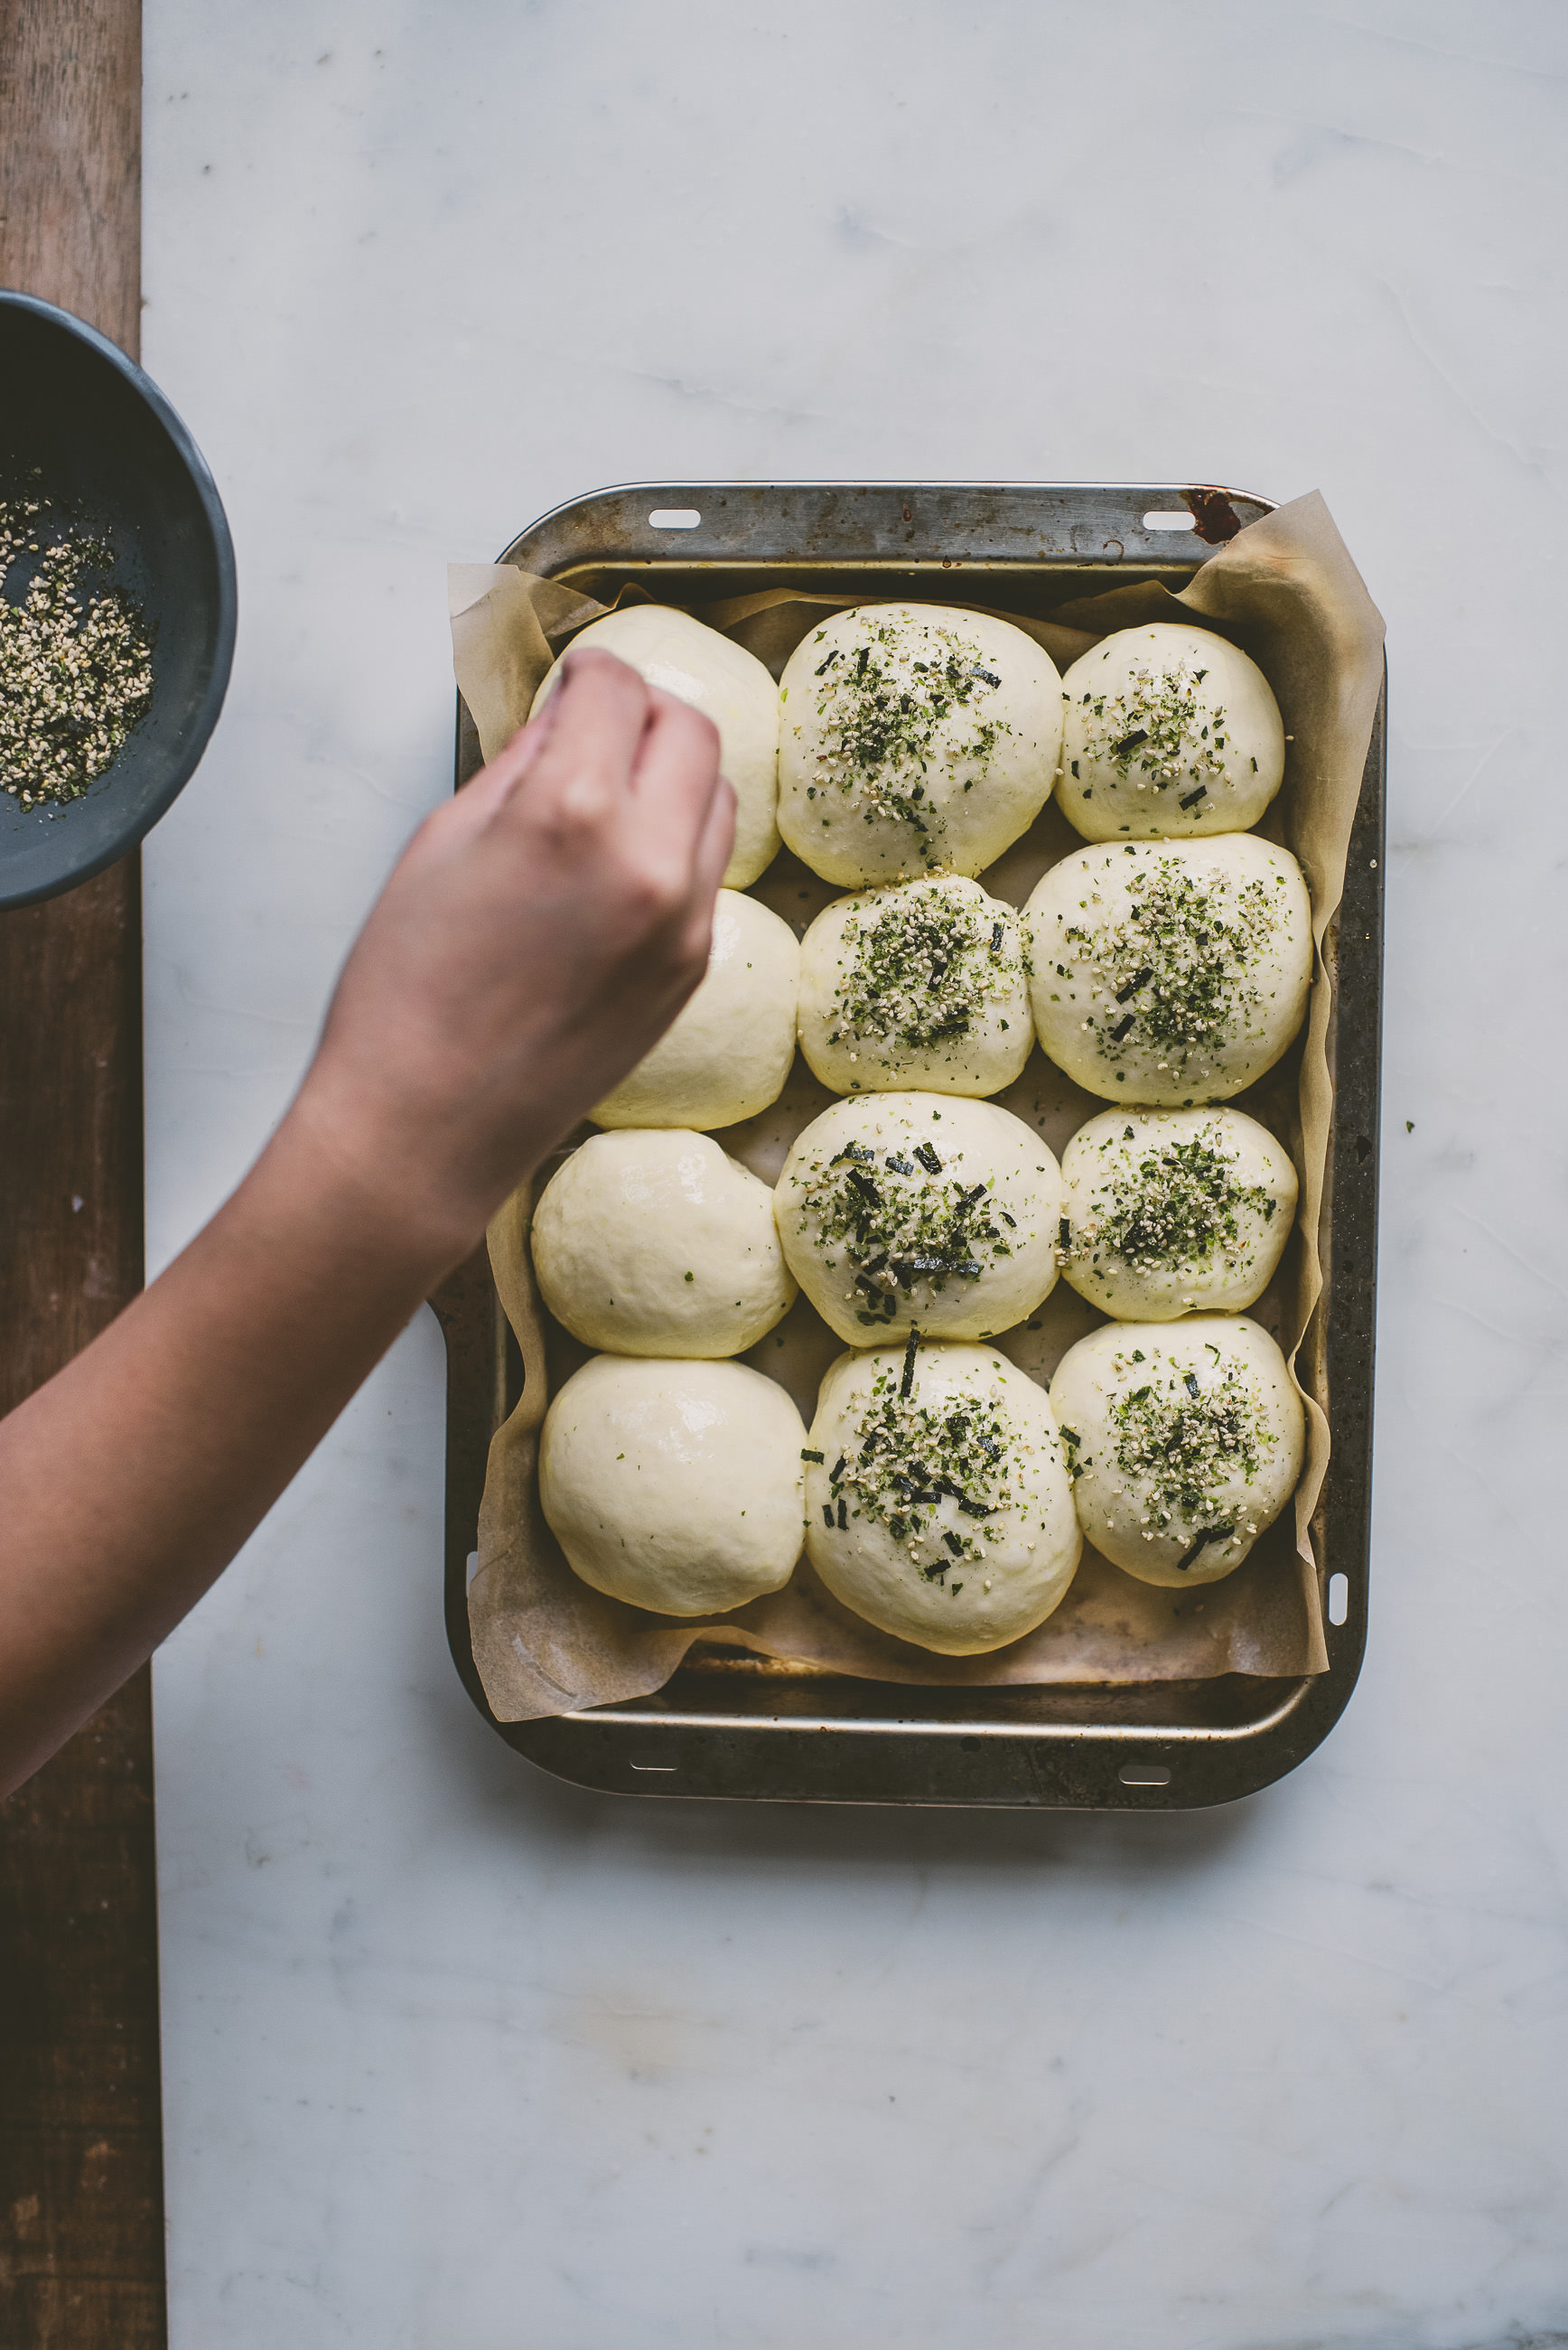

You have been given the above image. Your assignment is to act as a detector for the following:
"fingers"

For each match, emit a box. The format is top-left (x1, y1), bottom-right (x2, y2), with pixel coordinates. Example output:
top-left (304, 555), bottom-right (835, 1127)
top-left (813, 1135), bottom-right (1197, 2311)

top-left (626, 688), bottom-right (724, 887)
top-left (631, 686), bottom-right (721, 810)
top-left (512, 647), bottom-right (653, 826)
top-left (428, 659), bottom-right (728, 984)
top-left (654, 773), bottom-right (735, 985)
top-left (458, 662), bottom-right (719, 867)
top-left (640, 726), bottom-right (733, 998)
top-left (691, 768), bottom-right (737, 900)
top-left (449, 690), bottom-right (561, 829)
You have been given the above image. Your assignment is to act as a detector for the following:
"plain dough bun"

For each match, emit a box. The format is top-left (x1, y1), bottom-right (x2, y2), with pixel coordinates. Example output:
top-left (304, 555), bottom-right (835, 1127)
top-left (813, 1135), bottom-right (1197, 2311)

top-left (775, 1091), bottom-right (1062, 1346)
top-left (1048, 1315), bottom-right (1303, 1586)
top-left (1057, 622), bottom-right (1285, 841)
top-left (539, 1353), bottom-right (806, 1615)
top-left (804, 1340), bottom-right (1081, 1654)
top-left (798, 875), bottom-right (1032, 1099)
top-left (533, 604), bottom-right (780, 886)
top-left (593, 889), bottom-right (800, 1130)
top-left (531, 1130), bottom-right (796, 1357)
top-left (1025, 836), bottom-right (1311, 1104)
top-left (1060, 1106), bottom-right (1297, 1320)
top-left (777, 603), bottom-right (1062, 885)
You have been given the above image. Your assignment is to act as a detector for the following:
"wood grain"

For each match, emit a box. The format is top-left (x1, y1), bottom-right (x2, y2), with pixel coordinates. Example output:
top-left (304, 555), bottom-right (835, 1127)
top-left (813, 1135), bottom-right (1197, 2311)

top-left (0, 3), bottom-right (168, 2344)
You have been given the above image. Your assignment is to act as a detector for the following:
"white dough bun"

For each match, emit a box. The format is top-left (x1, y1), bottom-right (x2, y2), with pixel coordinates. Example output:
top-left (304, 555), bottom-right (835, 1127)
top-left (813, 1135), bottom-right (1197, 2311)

top-left (797, 875), bottom-right (1032, 1099)
top-left (533, 604), bottom-right (780, 886)
top-left (1048, 1315), bottom-right (1303, 1586)
top-left (539, 1353), bottom-right (806, 1615)
top-left (804, 1341), bottom-right (1081, 1654)
top-left (1057, 622), bottom-right (1286, 841)
top-left (593, 889), bottom-right (800, 1131)
top-left (1060, 1106), bottom-right (1297, 1320)
top-left (777, 603), bottom-right (1062, 886)
top-left (1025, 835), bottom-right (1311, 1105)
top-left (774, 1091), bottom-right (1062, 1347)
top-left (531, 1129), bottom-right (796, 1357)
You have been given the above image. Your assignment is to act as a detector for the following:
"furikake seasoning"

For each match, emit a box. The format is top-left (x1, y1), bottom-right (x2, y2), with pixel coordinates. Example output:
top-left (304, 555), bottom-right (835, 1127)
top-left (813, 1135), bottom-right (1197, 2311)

top-left (1067, 1131), bottom-right (1277, 1277)
top-left (1059, 855), bottom-right (1283, 1081)
top-left (1070, 1340), bottom-right (1276, 1550)
top-left (798, 1138), bottom-right (1015, 1328)
top-left (800, 616), bottom-right (1011, 866)
top-left (827, 882), bottom-right (1024, 1075)
top-left (0, 495), bottom-right (154, 808)
top-left (826, 1357), bottom-right (1023, 1582)
top-left (1076, 653), bottom-right (1229, 801)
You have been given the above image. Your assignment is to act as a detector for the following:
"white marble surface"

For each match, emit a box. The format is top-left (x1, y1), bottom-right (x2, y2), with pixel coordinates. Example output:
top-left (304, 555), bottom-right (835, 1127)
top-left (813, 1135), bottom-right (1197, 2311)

top-left (142, 5), bottom-right (1568, 2343)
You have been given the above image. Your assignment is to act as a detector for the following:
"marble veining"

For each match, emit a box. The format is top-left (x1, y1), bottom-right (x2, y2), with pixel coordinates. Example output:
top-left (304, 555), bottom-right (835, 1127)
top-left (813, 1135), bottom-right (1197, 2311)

top-left (144, 4), bottom-right (1568, 2343)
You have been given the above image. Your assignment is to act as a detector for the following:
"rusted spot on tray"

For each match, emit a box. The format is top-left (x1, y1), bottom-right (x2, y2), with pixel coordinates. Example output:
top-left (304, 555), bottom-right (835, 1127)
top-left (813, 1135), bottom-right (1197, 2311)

top-left (1182, 487), bottom-right (1244, 543)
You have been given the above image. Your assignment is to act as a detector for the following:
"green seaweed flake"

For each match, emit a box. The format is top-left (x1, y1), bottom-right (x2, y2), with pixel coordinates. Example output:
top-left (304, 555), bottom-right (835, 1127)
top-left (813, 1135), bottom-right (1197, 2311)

top-left (1109, 1350), bottom-right (1274, 1533)
top-left (1078, 655), bottom-right (1229, 799)
top-left (798, 1140), bottom-right (1016, 1325)
top-left (807, 618), bottom-right (1013, 864)
top-left (1062, 857), bottom-right (1280, 1076)
top-left (830, 1368), bottom-right (1018, 1577)
top-left (829, 885), bottom-right (1022, 1065)
top-left (1071, 1134), bottom-right (1276, 1274)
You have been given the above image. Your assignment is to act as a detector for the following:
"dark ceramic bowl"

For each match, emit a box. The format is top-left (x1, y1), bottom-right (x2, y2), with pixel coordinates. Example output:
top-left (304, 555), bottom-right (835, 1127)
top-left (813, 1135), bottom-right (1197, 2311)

top-left (0, 292), bottom-right (237, 909)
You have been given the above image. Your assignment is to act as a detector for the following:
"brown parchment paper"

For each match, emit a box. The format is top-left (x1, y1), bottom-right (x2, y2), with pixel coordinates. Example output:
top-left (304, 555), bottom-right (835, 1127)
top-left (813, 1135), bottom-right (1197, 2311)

top-left (451, 492), bottom-right (1385, 1719)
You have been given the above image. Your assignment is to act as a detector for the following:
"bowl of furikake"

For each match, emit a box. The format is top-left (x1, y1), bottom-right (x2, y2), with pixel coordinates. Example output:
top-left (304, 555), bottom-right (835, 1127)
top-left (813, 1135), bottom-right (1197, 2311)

top-left (0, 293), bottom-right (236, 910)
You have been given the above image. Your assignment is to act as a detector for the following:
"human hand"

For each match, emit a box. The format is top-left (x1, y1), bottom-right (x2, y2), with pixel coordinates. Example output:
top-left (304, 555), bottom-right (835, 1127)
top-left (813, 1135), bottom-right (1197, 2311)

top-left (0, 647), bottom-right (734, 1793)
top-left (287, 647), bottom-right (734, 1270)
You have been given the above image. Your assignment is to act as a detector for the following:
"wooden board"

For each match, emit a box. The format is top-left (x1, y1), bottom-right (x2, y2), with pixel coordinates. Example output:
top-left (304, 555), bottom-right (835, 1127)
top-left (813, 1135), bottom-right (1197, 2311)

top-left (0, 4), bottom-right (168, 2343)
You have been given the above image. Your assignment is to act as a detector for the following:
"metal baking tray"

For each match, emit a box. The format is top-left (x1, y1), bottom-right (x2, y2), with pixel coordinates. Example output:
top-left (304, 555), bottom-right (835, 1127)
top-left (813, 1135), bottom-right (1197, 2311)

top-left (435, 482), bottom-right (1383, 1809)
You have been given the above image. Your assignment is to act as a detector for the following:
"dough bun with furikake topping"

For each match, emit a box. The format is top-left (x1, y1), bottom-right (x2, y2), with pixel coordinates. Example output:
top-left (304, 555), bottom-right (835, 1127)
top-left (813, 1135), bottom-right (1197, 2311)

top-left (538, 1354), bottom-right (807, 1615)
top-left (1057, 622), bottom-right (1286, 842)
top-left (1059, 1105), bottom-right (1298, 1321)
top-left (804, 1340), bottom-right (1081, 1653)
top-left (1048, 1315), bottom-right (1303, 1587)
top-left (777, 604), bottom-right (1064, 886)
top-left (1024, 835), bottom-right (1311, 1105)
top-left (797, 875), bottom-right (1032, 1099)
top-left (593, 889), bottom-right (800, 1131)
top-left (774, 1092), bottom-right (1063, 1347)
top-left (532, 604), bottom-right (780, 888)
top-left (530, 1129), bottom-right (796, 1358)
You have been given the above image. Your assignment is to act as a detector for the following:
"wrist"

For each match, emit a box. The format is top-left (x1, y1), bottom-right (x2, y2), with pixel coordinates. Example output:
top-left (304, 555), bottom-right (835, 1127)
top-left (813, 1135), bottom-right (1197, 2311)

top-left (261, 1077), bottom-right (520, 1290)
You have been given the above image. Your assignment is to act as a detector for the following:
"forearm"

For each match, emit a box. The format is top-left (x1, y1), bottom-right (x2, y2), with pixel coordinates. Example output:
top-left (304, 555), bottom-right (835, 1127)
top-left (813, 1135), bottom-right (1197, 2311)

top-left (0, 1106), bottom-right (493, 1797)
top-left (0, 653), bottom-right (729, 1796)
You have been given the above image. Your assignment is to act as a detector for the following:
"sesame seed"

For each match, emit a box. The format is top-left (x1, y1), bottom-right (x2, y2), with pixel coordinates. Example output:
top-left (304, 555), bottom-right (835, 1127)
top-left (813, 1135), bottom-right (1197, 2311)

top-left (0, 496), bottom-right (154, 805)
